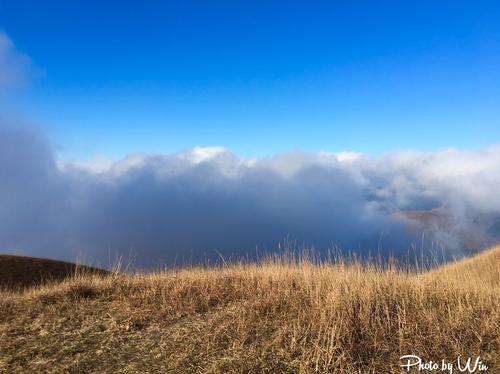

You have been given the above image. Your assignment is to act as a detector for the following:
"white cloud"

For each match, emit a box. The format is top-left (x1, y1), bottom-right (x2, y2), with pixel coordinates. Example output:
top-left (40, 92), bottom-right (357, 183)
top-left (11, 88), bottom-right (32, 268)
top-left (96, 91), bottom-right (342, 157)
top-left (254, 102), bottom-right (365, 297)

top-left (181, 146), bottom-right (229, 164)
top-left (0, 31), bottom-right (33, 90)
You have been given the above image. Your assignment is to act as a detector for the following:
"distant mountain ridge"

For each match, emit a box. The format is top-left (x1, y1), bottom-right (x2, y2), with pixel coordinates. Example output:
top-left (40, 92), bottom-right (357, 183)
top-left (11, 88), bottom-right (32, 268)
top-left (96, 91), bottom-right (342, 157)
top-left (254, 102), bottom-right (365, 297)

top-left (392, 207), bottom-right (500, 251)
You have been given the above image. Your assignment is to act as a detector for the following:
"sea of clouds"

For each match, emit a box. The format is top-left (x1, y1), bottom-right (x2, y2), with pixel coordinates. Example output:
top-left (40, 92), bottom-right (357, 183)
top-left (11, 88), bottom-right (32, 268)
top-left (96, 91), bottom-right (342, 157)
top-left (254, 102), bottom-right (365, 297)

top-left (1, 31), bottom-right (499, 267)
top-left (2, 121), bottom-right (500, 267)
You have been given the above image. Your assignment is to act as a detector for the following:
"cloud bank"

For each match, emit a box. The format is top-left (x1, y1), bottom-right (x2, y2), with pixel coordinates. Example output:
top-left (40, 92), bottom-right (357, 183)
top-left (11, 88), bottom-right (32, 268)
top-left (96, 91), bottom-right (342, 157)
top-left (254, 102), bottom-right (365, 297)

top-left (1, 122), bottom-right (500, 268)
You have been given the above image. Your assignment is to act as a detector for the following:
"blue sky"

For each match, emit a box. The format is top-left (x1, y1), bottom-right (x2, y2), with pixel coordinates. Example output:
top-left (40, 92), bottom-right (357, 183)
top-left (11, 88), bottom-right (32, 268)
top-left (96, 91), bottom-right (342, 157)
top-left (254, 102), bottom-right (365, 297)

top-left (1, 1), bottom-right (499, 159)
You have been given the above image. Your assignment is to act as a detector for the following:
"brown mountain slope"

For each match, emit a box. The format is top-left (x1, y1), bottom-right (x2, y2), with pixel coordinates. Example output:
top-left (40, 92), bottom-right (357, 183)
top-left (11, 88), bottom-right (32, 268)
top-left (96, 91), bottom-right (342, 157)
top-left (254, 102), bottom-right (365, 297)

top-left (392, 207), bottom-right (500, 250)
top-left (427, 244), bottom-right (500, 288)
top-left (0, 254), bottom-right (106, 290)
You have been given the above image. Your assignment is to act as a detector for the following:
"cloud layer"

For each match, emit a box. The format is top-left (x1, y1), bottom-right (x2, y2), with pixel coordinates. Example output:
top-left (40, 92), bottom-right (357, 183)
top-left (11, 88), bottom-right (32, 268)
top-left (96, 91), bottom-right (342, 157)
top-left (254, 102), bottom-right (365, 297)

top-left (1, 122), bottom-right (500, 268)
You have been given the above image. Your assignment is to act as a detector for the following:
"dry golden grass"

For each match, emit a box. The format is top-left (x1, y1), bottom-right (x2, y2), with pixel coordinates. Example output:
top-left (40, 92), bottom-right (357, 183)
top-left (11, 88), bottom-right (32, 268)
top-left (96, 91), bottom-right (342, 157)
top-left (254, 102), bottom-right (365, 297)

top-left (0, 247), bottom-right (499, 373)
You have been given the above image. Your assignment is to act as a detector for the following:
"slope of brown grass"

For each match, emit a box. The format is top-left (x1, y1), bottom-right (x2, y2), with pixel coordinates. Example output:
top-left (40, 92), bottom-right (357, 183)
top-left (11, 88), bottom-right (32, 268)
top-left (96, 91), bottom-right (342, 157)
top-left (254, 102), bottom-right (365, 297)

top-left (0, 248), bottom-right (499, 373)
top-left (0, 254), bottom-right (107, 291)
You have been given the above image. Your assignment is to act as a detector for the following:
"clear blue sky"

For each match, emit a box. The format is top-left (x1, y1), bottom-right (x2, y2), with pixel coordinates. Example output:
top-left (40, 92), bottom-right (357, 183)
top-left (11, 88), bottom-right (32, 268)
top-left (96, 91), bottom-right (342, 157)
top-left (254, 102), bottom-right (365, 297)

top-left (1, 1), bottom-right (499, 159)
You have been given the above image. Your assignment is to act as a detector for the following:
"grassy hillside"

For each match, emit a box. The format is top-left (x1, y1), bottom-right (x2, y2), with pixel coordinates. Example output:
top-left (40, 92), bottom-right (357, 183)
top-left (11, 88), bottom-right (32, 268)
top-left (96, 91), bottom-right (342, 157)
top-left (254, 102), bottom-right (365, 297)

top-left (0, 254), bottom-right (106, 290)
top-left (0, 248), bottom-right (498, 373)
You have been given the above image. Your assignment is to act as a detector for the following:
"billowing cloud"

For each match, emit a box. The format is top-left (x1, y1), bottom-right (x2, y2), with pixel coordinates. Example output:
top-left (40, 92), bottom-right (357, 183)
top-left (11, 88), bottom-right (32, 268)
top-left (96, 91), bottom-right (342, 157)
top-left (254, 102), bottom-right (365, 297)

top-left (1, 122), bottom-right (500, 268)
